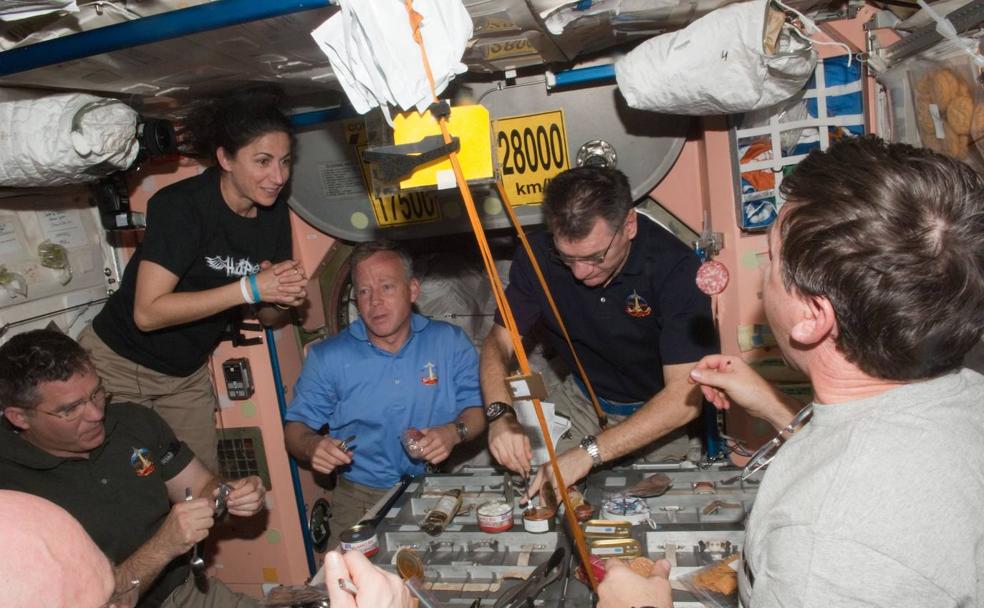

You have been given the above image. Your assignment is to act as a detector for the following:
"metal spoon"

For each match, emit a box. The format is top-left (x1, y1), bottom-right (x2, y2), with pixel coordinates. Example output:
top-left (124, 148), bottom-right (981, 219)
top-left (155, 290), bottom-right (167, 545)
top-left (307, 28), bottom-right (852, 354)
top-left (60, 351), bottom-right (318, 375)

top-left (184, 488), bottom-right (206, 573)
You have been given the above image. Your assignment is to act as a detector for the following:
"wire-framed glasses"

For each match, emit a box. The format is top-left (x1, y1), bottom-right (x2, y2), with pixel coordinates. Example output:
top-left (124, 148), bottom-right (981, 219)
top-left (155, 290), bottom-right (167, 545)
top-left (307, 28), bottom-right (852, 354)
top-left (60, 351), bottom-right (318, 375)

top-left (739, 404), bottom-right (814, 481)
top-left (35, 386), bottom-right (111, 422)
top-left (99, 578), bottom-right (139, 608)
top-left (551, 221), bottom-right (623, 266)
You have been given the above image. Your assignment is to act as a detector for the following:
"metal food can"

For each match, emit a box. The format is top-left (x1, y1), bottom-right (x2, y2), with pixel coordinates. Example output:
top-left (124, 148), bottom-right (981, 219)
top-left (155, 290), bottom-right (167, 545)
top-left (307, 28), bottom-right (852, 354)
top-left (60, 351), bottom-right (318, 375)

top-left (477, 500), bottom-right (514, 533)
top-left (601, 495), bottom-right (651, 525)
top-left (589, 538), bottom-right (642, 558)
top-left (522, 506), bottom-right (555, 534)
top-left (583, 519), bottom-right (632, 539)
top-left (574, 502), bottom-right (594, 523)
top-left (395, 547), bottom-right (425, 580)
top-left (339, 524), bottom-right (379, 558)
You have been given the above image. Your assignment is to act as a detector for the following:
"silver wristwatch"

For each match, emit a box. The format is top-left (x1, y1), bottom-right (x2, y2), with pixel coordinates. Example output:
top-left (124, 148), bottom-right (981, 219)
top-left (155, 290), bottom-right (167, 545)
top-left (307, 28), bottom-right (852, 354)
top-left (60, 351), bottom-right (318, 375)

top-left (454, 420), bottom-right (469, 443)
top-left (579, 435), bottom-right (603, 467)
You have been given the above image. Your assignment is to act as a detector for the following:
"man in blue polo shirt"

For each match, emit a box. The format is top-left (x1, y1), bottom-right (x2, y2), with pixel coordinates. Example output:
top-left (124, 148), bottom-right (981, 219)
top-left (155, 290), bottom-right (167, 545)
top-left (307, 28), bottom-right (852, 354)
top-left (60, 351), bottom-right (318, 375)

top-left (481, 166), bottom-right (717, 495)
top-left (284, 240), bottom-right (484, 547)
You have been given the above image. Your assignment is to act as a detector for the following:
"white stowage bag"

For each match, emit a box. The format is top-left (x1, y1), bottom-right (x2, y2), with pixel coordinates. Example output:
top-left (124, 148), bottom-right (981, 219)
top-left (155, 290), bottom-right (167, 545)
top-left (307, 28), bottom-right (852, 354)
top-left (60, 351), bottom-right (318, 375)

top-left (0, 92), bottom-right (140, 187)
top-left (310, 0), bottom-right (472, 114)
top-left (614, 0), bottom-right (817, 115)
top-left (0, 0), bottom-right (77, 22)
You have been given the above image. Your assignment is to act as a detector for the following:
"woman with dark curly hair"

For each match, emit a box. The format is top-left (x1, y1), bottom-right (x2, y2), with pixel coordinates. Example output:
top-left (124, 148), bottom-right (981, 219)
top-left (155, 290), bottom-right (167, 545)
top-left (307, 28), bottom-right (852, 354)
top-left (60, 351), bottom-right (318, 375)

top-left (80, 89), bottom-right (307, 472)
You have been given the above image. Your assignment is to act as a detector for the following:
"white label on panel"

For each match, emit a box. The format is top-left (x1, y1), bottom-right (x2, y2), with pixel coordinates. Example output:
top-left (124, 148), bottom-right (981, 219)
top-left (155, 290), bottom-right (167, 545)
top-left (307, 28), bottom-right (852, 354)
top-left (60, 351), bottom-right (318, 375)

top-left (36, 209), bottom-right (85, 248)
top-left (0, 217), bottom-right (22, 256)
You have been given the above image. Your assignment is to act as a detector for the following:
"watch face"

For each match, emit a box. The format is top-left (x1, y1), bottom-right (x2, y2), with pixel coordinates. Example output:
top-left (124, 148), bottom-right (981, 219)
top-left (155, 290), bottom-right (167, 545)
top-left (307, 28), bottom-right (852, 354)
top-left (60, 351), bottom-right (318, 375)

top-left (485, 402), bottom-right (505, 420)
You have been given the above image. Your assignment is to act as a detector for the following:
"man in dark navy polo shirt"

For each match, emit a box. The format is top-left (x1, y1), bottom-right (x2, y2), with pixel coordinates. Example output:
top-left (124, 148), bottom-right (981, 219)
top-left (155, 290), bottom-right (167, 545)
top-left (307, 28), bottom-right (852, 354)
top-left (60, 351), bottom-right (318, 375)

top-left (0, 330), bottom-right (266, 608)
top-left (480, 166), bottom-right (717, 494)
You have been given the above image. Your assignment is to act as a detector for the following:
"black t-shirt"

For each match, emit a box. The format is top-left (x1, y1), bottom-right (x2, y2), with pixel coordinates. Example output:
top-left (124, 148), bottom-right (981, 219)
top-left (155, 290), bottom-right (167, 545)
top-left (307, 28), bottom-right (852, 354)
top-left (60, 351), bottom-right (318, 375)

top-left (499, 214), bottom-right (718, 403)
top-left (0, 403), bottom-right (196, 608)
top-left (94, 167), bottom-right (292, 376)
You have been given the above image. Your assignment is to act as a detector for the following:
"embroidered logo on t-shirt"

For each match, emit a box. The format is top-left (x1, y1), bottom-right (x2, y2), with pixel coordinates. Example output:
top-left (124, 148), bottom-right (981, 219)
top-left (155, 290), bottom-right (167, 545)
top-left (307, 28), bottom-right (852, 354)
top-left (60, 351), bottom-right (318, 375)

top-left (205, 256), bottom-right (261, 277)
top-left (130, 447), bottom-right (156, 477)
top-left (420, 362), bottom-right (439, 385)
top-left (624, 290), bottom-right (652, 318)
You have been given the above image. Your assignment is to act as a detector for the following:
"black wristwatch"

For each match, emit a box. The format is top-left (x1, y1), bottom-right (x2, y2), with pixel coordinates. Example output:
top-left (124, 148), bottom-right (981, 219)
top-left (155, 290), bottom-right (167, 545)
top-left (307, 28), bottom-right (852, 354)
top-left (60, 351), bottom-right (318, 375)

top-left (484, 401), bottom-right (516, 423)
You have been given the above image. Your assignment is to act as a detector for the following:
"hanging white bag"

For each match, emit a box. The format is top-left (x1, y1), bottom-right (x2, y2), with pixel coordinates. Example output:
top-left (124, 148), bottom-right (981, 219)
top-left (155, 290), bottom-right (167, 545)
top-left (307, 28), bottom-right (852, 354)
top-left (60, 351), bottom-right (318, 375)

top-left (614, 0), bottom-right (817, 115)
top-left (0, 90), bottom-right (139, 187)
top-left (310, 0), bottom-right (472, 115)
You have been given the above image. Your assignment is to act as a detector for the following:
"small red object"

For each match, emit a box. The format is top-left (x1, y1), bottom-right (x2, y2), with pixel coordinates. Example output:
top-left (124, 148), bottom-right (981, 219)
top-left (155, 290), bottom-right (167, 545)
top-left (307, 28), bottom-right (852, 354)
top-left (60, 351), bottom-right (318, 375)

top-left (696, 260), bottom-right (730, 295)
top-left (575, 555), bottom-right (608, 585)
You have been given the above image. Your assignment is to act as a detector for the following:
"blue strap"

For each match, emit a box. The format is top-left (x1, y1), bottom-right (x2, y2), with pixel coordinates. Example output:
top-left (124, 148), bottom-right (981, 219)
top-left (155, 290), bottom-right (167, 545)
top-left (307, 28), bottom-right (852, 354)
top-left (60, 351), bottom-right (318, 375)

top-left (571, 376), bottom-right (644, 416)
top-left (247, 274), bottom-right (261, 304)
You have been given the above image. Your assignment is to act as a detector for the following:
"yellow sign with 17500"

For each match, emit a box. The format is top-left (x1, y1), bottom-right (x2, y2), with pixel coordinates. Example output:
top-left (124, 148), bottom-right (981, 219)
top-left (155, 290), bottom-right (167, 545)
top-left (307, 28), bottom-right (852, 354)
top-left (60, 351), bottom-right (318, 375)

top-left (346, 120), bottom-right (442, 228)
top-left (493, 109), bottom-right (570, 206)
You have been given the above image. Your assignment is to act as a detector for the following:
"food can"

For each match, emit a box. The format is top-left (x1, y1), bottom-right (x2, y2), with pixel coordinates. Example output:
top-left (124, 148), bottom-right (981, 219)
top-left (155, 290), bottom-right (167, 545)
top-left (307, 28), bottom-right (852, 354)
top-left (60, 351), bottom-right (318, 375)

top-left (339, 524), bottom-right (379, 558)
top-left (692, 480), bottom-right (716, 494)
top-left (589, 538), bottom-right (642, 558)
top-left (574, 502), bottom-right (594, 523)
top-left (395, 547), bottom-right (425, 580)
top-left (583, 519), bottom-right (632, 540)
top-left (477, 500), bottom-right (514, 533)
top-left (601, 495), bottom-right (651, 525)
top-left (522, 506), bottom-right (555, 533)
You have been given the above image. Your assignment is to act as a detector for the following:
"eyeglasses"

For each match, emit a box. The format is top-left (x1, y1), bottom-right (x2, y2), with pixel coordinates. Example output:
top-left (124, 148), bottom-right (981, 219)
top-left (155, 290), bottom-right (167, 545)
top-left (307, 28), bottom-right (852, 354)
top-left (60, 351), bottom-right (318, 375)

top-left (99, 578), bottom-right (139, 608)
top-left (739, 404), bottom-right (814, 481)
top-left (35, 386), bottom-right (111, 422)
top-left (551, 222), bottom-right (623, 267)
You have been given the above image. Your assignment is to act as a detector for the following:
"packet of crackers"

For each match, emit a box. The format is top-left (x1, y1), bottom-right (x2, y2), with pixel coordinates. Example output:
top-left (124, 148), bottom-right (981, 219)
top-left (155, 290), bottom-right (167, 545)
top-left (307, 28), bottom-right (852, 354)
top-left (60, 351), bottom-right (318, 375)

top-left (907, 45), bottom-right (981, 166)
top-left (677, 552), bottom-right (740, 608)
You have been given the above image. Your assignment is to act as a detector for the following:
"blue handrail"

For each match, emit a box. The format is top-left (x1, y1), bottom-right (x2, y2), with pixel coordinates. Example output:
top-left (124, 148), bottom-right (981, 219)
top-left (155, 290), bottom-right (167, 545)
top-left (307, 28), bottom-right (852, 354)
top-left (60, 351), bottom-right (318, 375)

top-left (265, 326), bottom-right (317, 576)
top-left (547, 64), bottom-right (616, 89)
top-left (290, 107), bottom-right (356, 127)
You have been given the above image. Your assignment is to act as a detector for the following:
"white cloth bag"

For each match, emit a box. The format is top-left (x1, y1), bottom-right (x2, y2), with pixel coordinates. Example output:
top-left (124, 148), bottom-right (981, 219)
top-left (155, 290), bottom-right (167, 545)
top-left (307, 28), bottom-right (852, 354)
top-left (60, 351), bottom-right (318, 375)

top-left (614, 0), bottom-right (817, 115)
top-left (311, 0), bottom-right (472, 115)
top-left (0, 91), bottom-right (139, 187)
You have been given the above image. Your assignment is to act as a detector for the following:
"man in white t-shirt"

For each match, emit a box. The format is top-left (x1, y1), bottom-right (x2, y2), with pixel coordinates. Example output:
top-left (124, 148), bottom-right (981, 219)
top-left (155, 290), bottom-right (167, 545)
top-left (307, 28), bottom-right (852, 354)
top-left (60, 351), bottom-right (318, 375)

top-left (597, 136), bottom-right (984, 608)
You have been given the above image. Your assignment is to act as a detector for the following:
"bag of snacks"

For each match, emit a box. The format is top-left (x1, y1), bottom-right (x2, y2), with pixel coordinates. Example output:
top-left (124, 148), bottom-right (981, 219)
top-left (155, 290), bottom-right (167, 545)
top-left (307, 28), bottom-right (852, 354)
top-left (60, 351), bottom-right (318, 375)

top-left (908, 43), bottom-right (981, 165)
top-left (677, 553), bottom-right (740, 608)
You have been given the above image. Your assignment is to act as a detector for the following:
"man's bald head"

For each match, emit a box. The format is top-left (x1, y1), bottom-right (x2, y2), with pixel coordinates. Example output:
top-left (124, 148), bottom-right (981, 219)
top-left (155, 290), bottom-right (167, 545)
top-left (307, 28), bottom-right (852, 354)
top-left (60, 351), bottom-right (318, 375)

top-left (0, 490), bottom-right (115, 607)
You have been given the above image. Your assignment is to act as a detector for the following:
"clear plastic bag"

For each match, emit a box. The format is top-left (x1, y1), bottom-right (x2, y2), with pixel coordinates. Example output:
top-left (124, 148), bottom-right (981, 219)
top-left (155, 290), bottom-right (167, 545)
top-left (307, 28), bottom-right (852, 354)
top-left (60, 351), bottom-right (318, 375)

top-left (907, 42), bottom-right (981, 166)
top-left (677, 553), bottom-right (740, 608)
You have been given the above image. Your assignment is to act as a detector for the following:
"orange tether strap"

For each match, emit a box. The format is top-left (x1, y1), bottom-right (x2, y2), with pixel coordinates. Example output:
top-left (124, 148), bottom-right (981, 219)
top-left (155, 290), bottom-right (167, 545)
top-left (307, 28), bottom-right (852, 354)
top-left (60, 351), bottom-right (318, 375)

top-left (403, 0), bottom-right (598, 591)
top-left (495, 181), bottom-right (609, 430)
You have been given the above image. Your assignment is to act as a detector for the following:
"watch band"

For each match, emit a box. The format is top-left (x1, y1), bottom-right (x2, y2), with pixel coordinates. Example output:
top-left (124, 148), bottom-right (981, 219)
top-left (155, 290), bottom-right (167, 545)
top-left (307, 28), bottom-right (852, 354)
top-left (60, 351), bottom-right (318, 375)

top-left (454, 420), bottom-right (469, 443)
top-left (579, 435), bottom-right (603, 468)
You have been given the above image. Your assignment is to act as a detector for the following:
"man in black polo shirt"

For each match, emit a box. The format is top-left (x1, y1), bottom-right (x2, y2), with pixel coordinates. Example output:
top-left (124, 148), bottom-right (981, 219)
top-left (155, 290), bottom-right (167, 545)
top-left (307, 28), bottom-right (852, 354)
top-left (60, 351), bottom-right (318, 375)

top-left (481, 166), bottom-right (717, 494)
top-left (0, 329), bottom-right (266, 608)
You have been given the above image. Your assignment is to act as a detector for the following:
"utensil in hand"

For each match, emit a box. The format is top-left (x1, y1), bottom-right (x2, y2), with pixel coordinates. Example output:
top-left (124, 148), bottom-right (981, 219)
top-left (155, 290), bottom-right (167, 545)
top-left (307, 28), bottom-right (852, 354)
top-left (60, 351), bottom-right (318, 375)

top-left (184, 488), bottom-right (206, 573)
top-left (338, 435), bottom-right (357, 452)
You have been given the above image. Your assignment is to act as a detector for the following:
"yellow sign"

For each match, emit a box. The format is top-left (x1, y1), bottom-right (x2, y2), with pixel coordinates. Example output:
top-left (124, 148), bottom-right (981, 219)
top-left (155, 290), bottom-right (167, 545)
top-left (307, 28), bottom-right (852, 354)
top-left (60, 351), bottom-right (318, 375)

top-left (369, 188), bottom-right (442, 227)
top-left (493, 110), bottom-right (570, 206)
top-left (392, 104), bottom-right (493, 191)
top-left (474, 15), bottom-right (520, 35)
top-left (482, 38), bottom-right (536, 61)
top-left (347, 120), bottom-right (441, 228)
